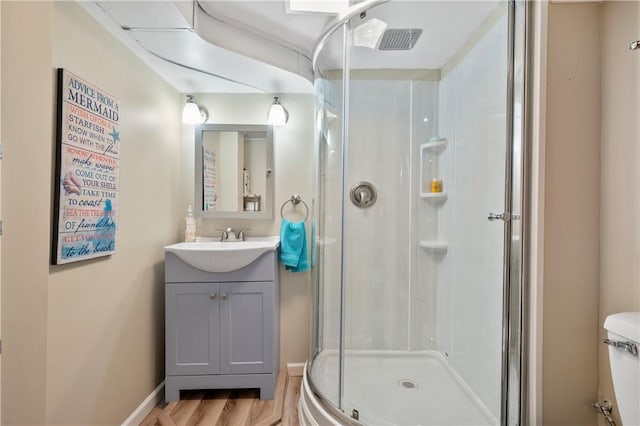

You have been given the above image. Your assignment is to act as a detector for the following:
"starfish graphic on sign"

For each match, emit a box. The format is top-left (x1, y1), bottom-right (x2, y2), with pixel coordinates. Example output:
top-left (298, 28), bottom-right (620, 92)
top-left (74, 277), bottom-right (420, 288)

top-left (109, 126), bottom-right (120, 143)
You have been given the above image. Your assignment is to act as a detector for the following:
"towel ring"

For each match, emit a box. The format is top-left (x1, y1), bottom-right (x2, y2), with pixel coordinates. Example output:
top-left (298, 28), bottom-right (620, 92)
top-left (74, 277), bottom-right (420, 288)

top-left (280, 195), bottom-right (309, 222)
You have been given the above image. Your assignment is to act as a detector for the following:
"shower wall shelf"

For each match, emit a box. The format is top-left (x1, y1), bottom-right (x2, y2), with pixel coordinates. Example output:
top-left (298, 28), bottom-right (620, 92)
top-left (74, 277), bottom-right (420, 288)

top-left (420, 137), bottom-right (448, 200)
top-left (420, 191), bottom-right (448, 201)
top-left (419, 241), bottom-right (448, 254)
top-left (422, 138), bottom-right (447, 153)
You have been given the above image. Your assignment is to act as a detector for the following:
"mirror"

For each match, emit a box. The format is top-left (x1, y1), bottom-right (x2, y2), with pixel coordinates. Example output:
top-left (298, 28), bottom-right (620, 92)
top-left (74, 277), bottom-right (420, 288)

top-left (195, 124), bottom-right (274, 219)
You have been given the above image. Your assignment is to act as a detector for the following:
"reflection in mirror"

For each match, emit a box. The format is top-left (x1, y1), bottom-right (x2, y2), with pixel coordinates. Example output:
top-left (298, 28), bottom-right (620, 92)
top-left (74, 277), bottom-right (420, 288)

top-left (195, 124), bottom-right (273, 219)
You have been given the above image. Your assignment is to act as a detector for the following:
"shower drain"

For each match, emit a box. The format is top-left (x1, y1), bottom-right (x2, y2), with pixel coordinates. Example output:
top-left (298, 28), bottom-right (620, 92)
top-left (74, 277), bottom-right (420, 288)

top-left (398, 379), bottom-right (419, 389)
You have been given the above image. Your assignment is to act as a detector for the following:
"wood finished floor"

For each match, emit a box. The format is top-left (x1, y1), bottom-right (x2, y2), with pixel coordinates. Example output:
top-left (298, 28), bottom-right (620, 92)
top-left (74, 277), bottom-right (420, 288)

top-left (139, 373), bottom-right (301, 426)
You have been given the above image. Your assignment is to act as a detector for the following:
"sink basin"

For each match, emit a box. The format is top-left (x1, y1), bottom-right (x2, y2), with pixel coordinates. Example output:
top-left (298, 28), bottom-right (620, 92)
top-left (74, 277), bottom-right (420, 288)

top-left (165, 236), bottom-right (280, 273)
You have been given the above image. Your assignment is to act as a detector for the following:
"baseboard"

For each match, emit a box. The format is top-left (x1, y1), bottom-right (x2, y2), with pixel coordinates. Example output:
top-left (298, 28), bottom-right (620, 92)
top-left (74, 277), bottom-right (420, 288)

top-left (122, 380), bottom-right (165, 425)
top-left (287, 362), bottom-right (305, 377)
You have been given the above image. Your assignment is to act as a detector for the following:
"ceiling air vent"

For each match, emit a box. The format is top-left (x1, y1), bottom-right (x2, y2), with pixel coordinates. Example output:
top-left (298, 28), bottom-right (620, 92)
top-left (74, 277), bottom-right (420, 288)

top-left (378, 29), bottom-right (422, 51)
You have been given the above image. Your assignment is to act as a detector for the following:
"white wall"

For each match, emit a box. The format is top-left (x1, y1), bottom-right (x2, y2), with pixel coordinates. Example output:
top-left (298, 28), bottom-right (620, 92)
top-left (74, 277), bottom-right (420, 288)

top-left (182, 93), bottom-right (315, 369)
top-left (316, 78), bottom-right (438, 352)
top-left (412, 81), bottom-right (442, 352)
top-left (352, 80), bottom-right (411, 350)
top-left (2, 2), bottom-right (183, 425)
top-left (437, 11), bottom-right (508, 419)
top-left (344, 79), bottom-right (424, 351)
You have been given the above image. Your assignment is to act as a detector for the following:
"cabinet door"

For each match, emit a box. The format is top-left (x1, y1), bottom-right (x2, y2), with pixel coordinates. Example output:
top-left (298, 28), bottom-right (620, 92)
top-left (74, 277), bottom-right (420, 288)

top-left (166, 283), bottom-right (220, 375)
top-left (219, 282), bottom-right (274, 374)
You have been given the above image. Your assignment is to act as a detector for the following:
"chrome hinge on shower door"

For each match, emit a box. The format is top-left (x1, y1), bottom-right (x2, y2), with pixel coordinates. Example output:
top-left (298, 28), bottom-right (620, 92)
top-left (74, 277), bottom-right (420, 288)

top-left (351, 409), bottom-right (359, 421)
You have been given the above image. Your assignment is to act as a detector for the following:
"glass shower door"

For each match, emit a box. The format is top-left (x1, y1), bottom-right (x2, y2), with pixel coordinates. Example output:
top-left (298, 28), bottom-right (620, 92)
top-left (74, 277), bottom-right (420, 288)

top-left (310, 24), bottom-right (346, 410)
top-left (308, 1), bottom-right (526, 424)
top-left (340, 2), bottom-right (513, 424)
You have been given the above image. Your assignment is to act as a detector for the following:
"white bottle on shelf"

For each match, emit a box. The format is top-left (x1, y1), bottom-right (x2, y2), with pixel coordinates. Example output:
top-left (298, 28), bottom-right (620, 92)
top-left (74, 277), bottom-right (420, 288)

top-left (185, 205), bottom-right (196, 242)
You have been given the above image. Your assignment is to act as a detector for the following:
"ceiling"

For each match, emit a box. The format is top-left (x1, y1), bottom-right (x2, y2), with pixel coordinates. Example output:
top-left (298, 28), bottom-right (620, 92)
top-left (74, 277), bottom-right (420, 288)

top-left (82, 1), bottom-right (502, 94)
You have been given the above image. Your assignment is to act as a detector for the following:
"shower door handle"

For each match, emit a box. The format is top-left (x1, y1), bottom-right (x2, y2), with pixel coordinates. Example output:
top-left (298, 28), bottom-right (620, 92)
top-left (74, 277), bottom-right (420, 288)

top-left (488, 212), bottom-right (511, 222)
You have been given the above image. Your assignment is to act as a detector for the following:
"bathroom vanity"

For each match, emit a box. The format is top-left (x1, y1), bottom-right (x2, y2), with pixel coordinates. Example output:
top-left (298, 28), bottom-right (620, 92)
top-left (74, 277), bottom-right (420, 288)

top-left (164, 245), bottom-right (279, 401)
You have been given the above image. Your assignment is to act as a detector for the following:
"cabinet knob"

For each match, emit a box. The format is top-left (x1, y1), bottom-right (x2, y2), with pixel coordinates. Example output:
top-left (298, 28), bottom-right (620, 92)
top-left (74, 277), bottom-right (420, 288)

top-left (209, 293), bottom-right (216, 300)
top-left (221, 293), bottom-right (228, 300)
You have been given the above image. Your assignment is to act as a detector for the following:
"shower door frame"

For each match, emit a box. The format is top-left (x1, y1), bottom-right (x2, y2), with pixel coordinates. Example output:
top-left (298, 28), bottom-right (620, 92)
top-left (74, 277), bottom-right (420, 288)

top-left (309, 1), bottom-right (532, 424)
top-left (501, 0), bottom-right (529, 425)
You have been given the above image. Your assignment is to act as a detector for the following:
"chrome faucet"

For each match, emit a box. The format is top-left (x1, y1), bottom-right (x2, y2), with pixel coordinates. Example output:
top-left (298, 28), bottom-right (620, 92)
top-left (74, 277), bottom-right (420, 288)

top-left (219, 227), bottom-right (236, 241)
top-left (217, 227), bottom-right (250, 241)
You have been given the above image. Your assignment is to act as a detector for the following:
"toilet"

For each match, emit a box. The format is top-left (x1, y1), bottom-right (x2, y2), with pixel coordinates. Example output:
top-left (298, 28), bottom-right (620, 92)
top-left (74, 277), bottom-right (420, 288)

top-left (604, 312), bottom-right (640, 425)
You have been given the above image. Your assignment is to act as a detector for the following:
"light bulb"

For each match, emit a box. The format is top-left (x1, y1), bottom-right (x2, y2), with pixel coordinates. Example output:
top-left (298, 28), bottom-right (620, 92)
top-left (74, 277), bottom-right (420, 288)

top-left (267, 97), bottom-right (289, 126)
top-left (183, 95), bottom-right (207, 124)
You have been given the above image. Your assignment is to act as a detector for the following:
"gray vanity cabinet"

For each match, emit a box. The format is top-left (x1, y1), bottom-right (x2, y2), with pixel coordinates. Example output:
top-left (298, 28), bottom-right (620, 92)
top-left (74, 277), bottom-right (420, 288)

top-left (166, 283), bottom-right (220, 376)
top-left (219, 282), bottom-right (275, 374)
top-left (164, 251), bottom-right (279, 401)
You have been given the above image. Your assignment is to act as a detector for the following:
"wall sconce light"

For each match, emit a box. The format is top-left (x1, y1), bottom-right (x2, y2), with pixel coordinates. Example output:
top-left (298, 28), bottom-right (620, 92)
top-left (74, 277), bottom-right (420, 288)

top-left (182, 95), bottom-right (208, 124)
top-left (267, 96), bottom-right (289, 126)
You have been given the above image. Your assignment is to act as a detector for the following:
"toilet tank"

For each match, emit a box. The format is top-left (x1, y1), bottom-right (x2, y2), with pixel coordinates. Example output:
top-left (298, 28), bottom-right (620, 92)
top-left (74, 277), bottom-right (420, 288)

top-left (604, 312), bottom-right (640, 426)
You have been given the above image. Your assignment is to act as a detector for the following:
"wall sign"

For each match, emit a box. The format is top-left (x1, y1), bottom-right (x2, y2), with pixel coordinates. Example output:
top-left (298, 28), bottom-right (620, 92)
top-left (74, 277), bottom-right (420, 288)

top-left (51, 69), bottom-right (120, 265)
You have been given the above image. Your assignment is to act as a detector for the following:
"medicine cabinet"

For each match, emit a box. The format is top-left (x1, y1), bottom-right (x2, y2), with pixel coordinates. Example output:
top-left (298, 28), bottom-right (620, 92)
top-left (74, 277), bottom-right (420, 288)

top-left (194, 124), bottom-right (274, 219)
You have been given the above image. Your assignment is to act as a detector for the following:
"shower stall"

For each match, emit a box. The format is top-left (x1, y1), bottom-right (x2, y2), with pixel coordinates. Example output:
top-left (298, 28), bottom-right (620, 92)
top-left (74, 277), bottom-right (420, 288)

top-left (301, 1), bottom-right (527, 425)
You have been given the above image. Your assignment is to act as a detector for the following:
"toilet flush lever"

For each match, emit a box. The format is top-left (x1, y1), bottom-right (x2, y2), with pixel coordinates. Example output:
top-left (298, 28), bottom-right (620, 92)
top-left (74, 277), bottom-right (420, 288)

top-left (603, 339), bottom-right (638, 356)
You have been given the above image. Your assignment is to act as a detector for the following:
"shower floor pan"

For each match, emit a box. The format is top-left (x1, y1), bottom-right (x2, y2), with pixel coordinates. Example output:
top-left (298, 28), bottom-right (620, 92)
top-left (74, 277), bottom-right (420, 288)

top-left (301, 350), bottom-right (498, 426)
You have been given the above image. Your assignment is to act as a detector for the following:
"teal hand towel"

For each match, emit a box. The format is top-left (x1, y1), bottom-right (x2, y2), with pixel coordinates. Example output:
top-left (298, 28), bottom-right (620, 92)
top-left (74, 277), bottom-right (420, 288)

top-left (279, 219), bottom-right (308, 273)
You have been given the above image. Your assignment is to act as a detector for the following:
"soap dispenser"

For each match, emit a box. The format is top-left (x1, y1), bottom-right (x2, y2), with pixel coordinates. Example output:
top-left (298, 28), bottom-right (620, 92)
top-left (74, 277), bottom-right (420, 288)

top-left (185, 205), bottom-right (196, 242)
